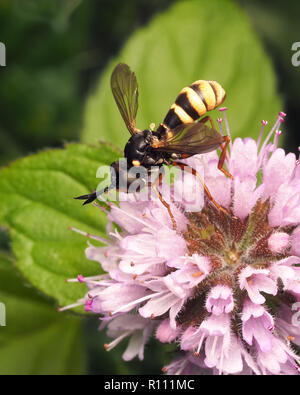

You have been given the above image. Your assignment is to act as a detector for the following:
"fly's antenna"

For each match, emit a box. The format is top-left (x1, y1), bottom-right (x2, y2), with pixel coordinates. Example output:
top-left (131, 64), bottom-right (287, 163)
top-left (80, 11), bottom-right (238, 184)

top-left (74, 185), bottom-right (112, 206)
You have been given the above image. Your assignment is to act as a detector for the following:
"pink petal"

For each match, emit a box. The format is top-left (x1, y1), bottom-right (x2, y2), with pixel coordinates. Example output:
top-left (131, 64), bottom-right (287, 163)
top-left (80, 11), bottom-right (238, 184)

top-left (156, 319), bottom-right (181, 343)
top-left (268, 232), bottom-right (290, 253)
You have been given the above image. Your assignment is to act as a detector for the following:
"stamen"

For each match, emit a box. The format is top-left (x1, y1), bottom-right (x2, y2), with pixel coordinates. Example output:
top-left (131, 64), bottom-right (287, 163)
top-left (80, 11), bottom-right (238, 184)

top-left (66, 274), bottom-right (85, 283)
top-left (111, 291), bottom-right (166, 315)
top-left (279, 111), bottom-right (286, 118)
top-left (196, 332), bottom-right (206, 355)
top-left (217, 118), bottom-right (224, 136)
top-left (83, 274), bottom-right (110, 281)
top-left (161, 366), bottom-right (167, 373)
top-left (104, 331), bottom-right (131, 352)
top-left (58, 301), bottom-right (84, 312)
top-left (109, 229), bottom-right (123, 241)
top-left (257, 120), bottom-right (268, 149)
top-left (69, 226), bottom-right (108, 244)
top-left (273, 130), bottom-right (282, 150)
top-left (257, 114), bottom-right (282, 168)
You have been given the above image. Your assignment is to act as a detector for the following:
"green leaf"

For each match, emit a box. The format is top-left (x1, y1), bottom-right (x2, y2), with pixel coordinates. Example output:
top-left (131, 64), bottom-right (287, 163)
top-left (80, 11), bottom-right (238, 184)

top-left (0, 143), bottom-right (119, 307)
top-left (81, 0), bottom-right (282, 148)
top-left (0, 251), bottom-right (84, 374)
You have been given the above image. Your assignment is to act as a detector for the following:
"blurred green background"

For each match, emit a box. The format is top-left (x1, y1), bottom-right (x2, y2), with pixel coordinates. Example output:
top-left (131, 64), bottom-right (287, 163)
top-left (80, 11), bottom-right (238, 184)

top-left (0, 0), bottom-right (299, 375)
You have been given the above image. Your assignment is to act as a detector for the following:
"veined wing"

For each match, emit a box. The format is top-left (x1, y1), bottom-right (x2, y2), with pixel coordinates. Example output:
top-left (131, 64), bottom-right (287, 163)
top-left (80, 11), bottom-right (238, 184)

top-left (111, 63), bottom-right (140, 135)
top-left (152, 122), bottom-right (223, 155)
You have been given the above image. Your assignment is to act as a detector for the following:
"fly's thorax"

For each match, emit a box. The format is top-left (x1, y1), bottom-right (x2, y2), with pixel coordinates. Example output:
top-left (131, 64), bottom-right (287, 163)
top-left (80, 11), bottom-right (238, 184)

top-left (124, 130), bottom-right (152, 164)
top-left (124, 130), bottom-right (167, 168)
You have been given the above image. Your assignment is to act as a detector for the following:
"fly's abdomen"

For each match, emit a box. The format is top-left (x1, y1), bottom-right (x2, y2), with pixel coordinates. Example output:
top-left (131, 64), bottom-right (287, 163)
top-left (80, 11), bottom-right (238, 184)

top-left (157, 80), bottom-right (226, 135)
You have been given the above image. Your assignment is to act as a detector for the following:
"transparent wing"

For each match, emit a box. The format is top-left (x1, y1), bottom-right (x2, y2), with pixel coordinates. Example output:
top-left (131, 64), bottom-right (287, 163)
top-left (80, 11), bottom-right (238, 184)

top-left (111, 63), bottom-right (140, 135)
top-left (152, 122), bottom-right (223, 155)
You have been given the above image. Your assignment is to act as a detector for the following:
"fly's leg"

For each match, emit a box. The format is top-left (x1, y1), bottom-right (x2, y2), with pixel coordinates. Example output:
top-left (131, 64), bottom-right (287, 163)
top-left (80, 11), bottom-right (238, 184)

top-left (199, 116), bottom-right (233, 180)
top-left (198, 115), bottom-right (215, 129)
top-left (151, 172), bottom-right (177, 230)
top-left (218, 135), bottom-right (233, 179)
top-left (172, 161), bottom-right (230, 217)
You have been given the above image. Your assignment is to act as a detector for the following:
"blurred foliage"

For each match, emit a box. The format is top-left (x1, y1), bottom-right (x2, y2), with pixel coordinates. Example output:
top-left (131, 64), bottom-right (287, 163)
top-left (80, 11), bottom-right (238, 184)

top-left (0, 250), bottom-right (84, 374)
top-left (0, 0), bottom-right (173, 165)
top-left (0, 0), bottom-right (89, 163)
top-left (82, 0), bottom-right (281, 149)
top-left (0, 0), bottom-right (299, 376)
top-left (0, 143), bottom-right (120, 307)
top-left (238, 0), bottom-right (300, 154)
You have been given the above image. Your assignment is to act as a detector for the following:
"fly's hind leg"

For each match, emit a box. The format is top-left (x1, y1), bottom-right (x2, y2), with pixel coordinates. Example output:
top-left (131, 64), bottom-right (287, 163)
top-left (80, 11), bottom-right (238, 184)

top-left (198, 115), bottom-right (215, 130)
top-left (199, 116), bottom-right (233, 180)
top-left (151, 172), bottom-right (177, 230)
top-left (218, 135), bottom-right (233, 179)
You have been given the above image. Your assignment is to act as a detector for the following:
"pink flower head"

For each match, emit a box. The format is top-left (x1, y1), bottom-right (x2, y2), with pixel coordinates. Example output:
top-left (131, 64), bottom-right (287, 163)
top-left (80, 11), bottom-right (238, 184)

top-left (65, 109), bottom-right (300, 375)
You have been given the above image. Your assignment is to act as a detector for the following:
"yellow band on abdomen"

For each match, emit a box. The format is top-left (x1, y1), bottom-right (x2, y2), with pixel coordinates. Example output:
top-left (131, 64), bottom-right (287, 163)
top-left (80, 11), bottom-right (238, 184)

top-left (170, 103), bottom-right (194, 123)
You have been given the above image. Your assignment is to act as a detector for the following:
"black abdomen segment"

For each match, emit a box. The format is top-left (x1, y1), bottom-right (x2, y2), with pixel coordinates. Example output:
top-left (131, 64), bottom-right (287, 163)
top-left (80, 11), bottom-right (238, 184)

top-left (156, 80), bottom-right (226, 136)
